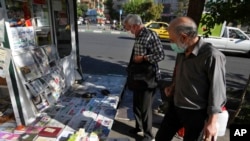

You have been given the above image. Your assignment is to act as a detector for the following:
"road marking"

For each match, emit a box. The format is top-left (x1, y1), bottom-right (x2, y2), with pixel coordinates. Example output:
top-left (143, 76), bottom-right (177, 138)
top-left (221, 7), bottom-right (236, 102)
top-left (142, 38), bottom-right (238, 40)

top-left (93, 30), bottom-right (103, 33)
top-left (111, 31), bottom-right (121, 34)
top-left (78, 29), bottom-right (128, 35)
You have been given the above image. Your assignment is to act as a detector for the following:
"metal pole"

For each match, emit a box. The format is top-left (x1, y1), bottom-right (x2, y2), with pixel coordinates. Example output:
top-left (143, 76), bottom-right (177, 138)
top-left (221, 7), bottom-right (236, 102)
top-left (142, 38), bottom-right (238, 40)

top-left (119, 13), bottom-right (121, 26)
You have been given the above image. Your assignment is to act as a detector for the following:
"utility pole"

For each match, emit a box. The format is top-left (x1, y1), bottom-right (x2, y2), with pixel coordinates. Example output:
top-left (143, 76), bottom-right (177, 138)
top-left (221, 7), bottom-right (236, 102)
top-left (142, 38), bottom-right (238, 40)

top-left (119, 9), bottom-right (122, 26)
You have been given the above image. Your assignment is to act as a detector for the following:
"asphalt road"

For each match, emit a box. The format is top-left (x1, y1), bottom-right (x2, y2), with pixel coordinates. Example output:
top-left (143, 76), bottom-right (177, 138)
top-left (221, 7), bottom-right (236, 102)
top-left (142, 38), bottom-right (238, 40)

top-left (78, 31), bottom-right (250, 91)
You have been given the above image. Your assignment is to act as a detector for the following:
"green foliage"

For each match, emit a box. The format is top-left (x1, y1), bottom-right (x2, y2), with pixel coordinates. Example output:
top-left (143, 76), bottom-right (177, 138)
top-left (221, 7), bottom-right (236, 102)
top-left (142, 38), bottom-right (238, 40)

top-left (175, 0), bottom-right (189, 17)
top-left (200, 0), bottom-right (250, 36)
top-left (77, 3), bottom-right (88, 18)
top-left (122, 0), bottom-right (163, 22)
top-left (104, 0), bottom-right (118, 20)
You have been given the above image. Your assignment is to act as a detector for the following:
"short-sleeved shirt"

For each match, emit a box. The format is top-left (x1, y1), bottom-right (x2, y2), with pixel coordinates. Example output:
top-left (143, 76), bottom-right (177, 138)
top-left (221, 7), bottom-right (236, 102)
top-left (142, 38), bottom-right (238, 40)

top-left (133, 27), bottom-right (165, 80)
top-left (173, 38), bottom-right (227, 114)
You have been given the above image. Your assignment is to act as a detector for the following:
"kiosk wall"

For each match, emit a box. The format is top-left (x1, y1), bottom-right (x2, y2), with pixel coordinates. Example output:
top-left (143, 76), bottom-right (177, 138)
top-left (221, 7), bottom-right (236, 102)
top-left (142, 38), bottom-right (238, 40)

top-left (0, 0), bottom-right (80, 126)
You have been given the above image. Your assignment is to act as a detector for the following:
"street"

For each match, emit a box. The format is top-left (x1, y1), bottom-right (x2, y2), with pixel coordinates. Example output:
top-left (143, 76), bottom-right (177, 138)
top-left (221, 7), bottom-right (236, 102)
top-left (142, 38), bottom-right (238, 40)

top-left (79, 31), bottom-right (250, 91)
top-left (78, 31), bottom-right (250, 141)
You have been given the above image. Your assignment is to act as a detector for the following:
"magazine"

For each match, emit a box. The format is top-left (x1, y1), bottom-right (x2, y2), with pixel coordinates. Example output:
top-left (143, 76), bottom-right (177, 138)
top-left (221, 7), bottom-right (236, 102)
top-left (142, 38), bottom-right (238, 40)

top-left (38, 126), bottom-right (63, 138)
top-left (31, 115), bottom-right (51, 127)
top-left (0, 132), bottom-right (20, 140)
top-left (30, 93), bottom-right (49, 112)
top-left (98, 107), bottom-right (117, 120)
top-left (30, 47), bottom-right (50, 75)
top-left (19, 133), bottom-right (38, 141)
top-left (100, 96), bottom-right (119, 109)
top-left (66, 114), bottom-right (93, 132)
top-left (45, 119), bottom-right (65, 128)
top-left (26, 78), bottom-right (48, 97)
top-left (0, 48), bottom-right (11, 78)
top-left (12, 49), bottom-right (41, 81)
top-left (25, 126), bottom-right (44, 134)
top-left (42, 45), bottom-right (59, 63)
top-left (42, 66), bottom-right (65, 94)
top-left (42, 105), bottom-right (62, 118)
top-left (5, 25), bottom-right (36, 50)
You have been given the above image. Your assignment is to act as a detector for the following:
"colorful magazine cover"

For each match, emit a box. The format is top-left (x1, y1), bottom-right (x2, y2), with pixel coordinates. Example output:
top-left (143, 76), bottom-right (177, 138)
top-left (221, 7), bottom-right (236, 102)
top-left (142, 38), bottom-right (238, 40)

top-left (25, 126), bottom-right (44, 134)
top-left (38, 126), bottom-right (63, 138)
top-left (0, 132), bottom-right (20, 140)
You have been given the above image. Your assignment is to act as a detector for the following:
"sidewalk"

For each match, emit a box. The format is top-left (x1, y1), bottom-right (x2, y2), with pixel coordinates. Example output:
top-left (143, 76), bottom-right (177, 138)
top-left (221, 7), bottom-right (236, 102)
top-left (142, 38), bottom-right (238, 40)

top-left (108, 88), bottom-right (230, 141)
top-left (78, 25), bottom-right (127, 35)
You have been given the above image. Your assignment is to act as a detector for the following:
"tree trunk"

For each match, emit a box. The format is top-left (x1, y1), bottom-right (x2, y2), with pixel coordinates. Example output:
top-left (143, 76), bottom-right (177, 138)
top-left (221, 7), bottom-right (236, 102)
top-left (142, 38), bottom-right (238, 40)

top-left (187, 0), bottom-right (206, 26)
top-left (229, 74), bottom-right (250, 125)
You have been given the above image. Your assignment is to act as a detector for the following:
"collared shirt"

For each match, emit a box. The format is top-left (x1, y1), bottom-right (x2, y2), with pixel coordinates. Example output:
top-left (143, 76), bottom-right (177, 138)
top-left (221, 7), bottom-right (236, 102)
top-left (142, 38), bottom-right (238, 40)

top-left (133, 27), bottom-right (165, 80)
top-left (173, 38), bottom-right (227, 115)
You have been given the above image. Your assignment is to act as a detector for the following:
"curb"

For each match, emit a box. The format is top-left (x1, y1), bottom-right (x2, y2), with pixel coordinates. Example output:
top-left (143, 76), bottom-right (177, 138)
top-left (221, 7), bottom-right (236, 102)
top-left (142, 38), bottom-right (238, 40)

top-left (78, 29), bottom-right (127, 35)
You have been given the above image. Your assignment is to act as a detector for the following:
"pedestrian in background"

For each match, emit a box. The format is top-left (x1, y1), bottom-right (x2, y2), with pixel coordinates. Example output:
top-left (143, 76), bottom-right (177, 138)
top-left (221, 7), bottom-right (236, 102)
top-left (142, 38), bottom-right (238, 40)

top-left (155, 16), bottom-right (227, 141)
top-left (123, 14), bottom-right (165, 141)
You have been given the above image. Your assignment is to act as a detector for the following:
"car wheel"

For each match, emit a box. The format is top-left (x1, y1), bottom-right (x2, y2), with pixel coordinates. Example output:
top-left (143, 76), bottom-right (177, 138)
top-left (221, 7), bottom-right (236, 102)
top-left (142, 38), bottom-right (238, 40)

top-left (247, 51), bottom-right (250, 58)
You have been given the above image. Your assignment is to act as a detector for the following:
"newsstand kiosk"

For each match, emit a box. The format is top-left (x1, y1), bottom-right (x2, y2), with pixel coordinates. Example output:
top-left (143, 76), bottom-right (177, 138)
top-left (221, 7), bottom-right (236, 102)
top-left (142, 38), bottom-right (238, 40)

top-left (0, 0), bottom-right (126, 140)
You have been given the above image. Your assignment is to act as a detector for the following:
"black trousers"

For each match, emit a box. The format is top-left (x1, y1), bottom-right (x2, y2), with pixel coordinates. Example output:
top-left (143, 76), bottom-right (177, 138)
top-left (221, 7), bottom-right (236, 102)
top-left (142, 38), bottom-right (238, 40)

top-left (155, 100), bottom-right (207, 141)
top-left (133, 88), bottom-right (156, 140)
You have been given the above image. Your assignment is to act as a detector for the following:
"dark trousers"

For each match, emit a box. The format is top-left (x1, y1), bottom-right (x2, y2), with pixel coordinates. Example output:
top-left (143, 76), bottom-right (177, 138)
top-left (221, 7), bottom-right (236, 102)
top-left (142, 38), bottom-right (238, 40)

top-left (155, 100), bottom-right (207, 141)
top-left (133, 88), bottom-right (156, 140)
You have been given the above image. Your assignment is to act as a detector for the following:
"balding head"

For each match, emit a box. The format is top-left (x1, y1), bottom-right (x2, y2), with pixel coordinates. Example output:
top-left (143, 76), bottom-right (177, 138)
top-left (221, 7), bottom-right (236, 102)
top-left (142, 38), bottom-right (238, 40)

top-left (168, 16), bottom-right (198, 38)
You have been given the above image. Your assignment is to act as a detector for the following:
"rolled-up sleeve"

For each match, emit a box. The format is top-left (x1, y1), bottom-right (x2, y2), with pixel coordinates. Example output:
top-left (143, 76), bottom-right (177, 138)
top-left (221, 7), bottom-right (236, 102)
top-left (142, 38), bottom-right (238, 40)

top-left (207, 53), bottom-right (227, 114)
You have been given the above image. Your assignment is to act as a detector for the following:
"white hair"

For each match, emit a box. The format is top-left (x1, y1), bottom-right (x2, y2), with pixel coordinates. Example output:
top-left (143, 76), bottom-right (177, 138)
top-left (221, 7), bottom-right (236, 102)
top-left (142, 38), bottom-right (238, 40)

top-left (123, 14), bottom-right (143, 26)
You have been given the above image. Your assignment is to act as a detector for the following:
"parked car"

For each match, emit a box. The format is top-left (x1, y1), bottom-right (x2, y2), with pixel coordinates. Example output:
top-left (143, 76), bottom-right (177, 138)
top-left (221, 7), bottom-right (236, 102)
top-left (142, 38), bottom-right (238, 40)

top-left (199, 23), bottom-right (250, 57)
top-left (144, 21), bottom-right (169, 39)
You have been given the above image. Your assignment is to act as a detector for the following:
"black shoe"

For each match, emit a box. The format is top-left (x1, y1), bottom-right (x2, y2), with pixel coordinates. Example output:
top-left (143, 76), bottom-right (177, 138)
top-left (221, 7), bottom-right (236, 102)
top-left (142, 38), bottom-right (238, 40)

top-left (142, 136), bottom-right (155, 141)
top-left (128, 128), bottom-right (143, 135)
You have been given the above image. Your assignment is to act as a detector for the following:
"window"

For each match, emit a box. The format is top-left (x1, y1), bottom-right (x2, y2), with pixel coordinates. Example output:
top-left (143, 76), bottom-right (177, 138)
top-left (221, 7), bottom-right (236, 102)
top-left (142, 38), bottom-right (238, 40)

top-left (148, 23), bottom-right (160, 29)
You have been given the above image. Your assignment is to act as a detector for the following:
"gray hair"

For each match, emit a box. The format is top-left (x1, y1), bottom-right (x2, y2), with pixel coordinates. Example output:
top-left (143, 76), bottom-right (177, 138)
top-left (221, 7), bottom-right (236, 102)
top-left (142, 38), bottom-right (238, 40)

top-left (123, 14), bottom-right (143, 26)
top-left (175, 23), bottom-right (198, 38)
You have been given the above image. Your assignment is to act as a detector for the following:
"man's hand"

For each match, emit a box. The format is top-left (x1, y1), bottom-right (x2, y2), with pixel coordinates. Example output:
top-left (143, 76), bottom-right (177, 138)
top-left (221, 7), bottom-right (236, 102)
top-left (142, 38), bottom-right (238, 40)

top-left (203, 114), bottom-right (218, 141)
top-left (133, 55), bottom-right (145, 63)
top-left (164, 84), bottom-right (175, 97)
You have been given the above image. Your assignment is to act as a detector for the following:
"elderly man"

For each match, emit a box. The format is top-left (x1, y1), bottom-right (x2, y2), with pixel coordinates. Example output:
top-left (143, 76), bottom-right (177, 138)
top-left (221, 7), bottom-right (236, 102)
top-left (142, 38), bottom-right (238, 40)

top-left (155, 17), bottom-right (227, 141)
top-left (123, 14), bottom-right (165, 141)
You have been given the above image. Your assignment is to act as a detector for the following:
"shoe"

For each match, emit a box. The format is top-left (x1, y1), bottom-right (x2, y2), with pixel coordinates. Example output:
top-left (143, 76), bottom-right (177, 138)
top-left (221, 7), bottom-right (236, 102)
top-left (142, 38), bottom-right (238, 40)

top-left (142, 137), bottom-right (155, 141)
top-left (128, 128), bottom-right (143, 135)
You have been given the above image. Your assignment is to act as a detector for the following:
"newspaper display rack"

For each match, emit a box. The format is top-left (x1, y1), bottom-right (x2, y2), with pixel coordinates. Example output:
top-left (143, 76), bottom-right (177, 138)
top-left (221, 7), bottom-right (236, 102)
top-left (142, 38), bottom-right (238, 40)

top-left (0, 0), bottom-right (126, 141)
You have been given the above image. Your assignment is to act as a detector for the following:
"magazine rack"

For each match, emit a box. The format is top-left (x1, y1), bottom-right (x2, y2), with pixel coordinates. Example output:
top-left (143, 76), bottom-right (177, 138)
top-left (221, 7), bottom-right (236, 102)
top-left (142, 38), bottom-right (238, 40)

top-left (4, 22), bottom-right (67, 126)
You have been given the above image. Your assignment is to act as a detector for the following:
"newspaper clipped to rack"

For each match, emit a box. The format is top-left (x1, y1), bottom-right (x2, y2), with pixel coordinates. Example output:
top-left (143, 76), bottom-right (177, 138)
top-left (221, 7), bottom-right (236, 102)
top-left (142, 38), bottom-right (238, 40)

top-left (0, 47), bottom-right (11, 78)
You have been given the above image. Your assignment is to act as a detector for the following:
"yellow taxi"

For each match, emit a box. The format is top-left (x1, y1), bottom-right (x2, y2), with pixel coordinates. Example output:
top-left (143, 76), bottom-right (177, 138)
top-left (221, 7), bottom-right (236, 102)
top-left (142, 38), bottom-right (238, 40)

top-left (144, 21), bottom-right (169, 39)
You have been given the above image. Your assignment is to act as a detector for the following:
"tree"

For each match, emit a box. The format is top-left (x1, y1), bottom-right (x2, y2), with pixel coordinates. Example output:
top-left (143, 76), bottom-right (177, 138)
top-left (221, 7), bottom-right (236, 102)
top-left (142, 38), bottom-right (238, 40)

top-left (186, 0), bottom-right (206, 26)
top-left (175, 0), bottom-right (189, 17)
top-left (77, 3), bottom-right (88, 18)
top-left (142, 2), bottom-right (163, 21)
top-left (104, 0), bottom-right (119, 20)
top-left (200, 0), bottom-right (250, 37)
top-left (122, 0), bottom-right (163, 22)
